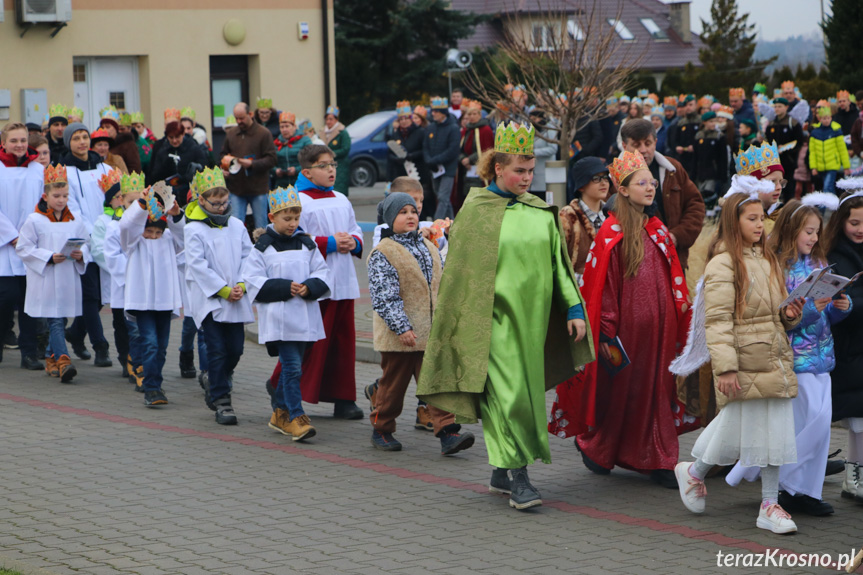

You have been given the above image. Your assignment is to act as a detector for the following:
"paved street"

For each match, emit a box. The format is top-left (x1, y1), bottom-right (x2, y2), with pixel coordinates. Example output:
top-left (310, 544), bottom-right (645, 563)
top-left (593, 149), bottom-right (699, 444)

top-left (0, 186), bottom-right (861, 575)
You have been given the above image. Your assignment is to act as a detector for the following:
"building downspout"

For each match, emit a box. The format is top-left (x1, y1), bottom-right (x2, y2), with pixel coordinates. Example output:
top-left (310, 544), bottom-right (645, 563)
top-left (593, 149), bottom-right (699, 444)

top-left (322, 0), bottom-right (331, 107)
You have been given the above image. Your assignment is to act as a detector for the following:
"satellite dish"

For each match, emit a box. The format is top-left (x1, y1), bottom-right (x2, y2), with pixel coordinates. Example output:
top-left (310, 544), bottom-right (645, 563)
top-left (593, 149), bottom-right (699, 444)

top-left (446, 48), bottom-right (473, 70)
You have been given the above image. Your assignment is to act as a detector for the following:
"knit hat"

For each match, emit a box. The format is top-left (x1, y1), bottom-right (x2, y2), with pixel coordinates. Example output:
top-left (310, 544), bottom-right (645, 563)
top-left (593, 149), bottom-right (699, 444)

top-left (63, 122), bottom-right (88, 150)
top-left (380, 192), bottom-right (416, 230)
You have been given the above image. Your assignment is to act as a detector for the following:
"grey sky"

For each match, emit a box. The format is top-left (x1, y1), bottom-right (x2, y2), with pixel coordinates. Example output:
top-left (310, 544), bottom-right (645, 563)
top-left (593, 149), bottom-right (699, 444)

top-left (666, 0), bottom-right (827, 41)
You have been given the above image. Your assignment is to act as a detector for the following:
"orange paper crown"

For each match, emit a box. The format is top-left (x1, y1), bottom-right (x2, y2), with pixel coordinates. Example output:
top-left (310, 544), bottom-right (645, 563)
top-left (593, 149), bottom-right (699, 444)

top-left (781, 81), bottom-right (795, 91)
top-left (663, 96), bottom-right (677, 107)
top-left (462, 99), bottom-right (482, 112)
top-left (98, 169), bottom-right (122, 193)
top-left (279, 111), bottom-right (296, 124)
top-left (164, 108), bottom-right (181, 124)
top-left (609, 150), bottom-right (647, 188)
top-left (729, 87), bottom-right (745, 98)
top-left (44, 164), bottom-right (68, 185)
top-left (838, 90), bottom-right (851, 100)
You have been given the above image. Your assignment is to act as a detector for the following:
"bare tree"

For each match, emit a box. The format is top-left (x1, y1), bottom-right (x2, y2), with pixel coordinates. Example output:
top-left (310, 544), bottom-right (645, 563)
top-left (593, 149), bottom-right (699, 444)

top-left (465, 0), bottom-right (644, 158)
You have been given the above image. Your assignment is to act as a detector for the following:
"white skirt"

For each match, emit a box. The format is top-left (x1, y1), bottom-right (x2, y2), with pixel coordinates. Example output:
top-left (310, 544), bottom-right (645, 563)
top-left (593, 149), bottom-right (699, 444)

top-left (842, 417), bottom-right (863, 433)
top-left (692, 397), bottom-right (797, 467)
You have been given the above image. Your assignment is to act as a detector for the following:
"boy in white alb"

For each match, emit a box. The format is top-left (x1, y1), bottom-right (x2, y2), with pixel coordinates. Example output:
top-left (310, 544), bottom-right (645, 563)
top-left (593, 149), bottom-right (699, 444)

top-left (0, 122), bottom-right (45, 369)
top-left (184, 167), bottom-right (253, 425)
top-left (266, 145), bottom-right (364, 419)
top-left (243, 185), bottom-right (331, 441)
top-left (15, 165), bottom-right (89, 382)
top-left (120, 181), bottom-right (185, 406)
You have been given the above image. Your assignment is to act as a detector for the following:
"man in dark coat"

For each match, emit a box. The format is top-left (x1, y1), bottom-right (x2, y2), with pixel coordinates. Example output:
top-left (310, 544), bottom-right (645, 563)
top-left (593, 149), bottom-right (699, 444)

top-left (148, 122), bottom-right (207, 206)
top-left (423, 97), bottom-right (461, 220)
top-left (833, 90), bottom-right (859, 136)
top-left (729, 87), bottom-right (756, 127)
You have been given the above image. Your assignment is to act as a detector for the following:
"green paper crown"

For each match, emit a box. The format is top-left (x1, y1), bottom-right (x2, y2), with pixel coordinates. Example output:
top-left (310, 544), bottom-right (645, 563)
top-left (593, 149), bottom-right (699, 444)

top-left (130, 111), bottom-right (145, 124)
top-left (120, 112), bottom-right (132, 127)
top-left (67, 106), bottom-right (84, 120)
top-left (49, 103), bottom-right (67, 119)
top-left (256, 97), bottom-right (273, 109)
top-left (180, 106), bottom-right (196, 121)
top-left (494, 122), bottom-right (535, 155)
top-left (120, 171), bottom-right (146, 195)
top-left (193, 166), bottom-right (227, 196)
top-left (224, 115), bottom-right (237, 126)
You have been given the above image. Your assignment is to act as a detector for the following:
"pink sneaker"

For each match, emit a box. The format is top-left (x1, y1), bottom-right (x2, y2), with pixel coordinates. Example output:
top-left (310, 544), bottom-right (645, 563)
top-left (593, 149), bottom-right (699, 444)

top-left (757, 503), bottom-right (796, 534)
top-left (674, 462), bottom-right (706, 513)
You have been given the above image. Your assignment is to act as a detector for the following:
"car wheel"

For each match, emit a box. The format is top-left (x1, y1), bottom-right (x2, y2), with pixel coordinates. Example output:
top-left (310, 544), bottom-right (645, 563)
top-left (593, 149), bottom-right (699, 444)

top-left (351, 159), bottom-right (377, 188)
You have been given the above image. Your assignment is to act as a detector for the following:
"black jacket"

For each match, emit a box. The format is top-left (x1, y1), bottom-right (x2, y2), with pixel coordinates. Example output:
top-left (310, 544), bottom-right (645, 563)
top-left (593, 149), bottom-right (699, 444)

top-left (148, 134), bottom-right (207, 205)
top-left (423, 113), bottom-right (461, 176)
top-left (48, 135), bottom-right (67, 165)
top-left (573, 117), bottom-right (602, 160)
top-left (834, 104), bottom-right (859, 136)
top-left (61, 150), bottom-right (104, 171)
top-left (829, 236), bottom-right (863, 420)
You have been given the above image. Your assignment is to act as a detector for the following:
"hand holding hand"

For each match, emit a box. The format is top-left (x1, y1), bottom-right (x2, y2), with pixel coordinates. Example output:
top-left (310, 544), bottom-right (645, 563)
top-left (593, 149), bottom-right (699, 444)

top-left (291, 282), bottom-right (309, 297)
top-left (228, 285), bottom-right (244, 302)
top-left (399, 330), bottom-right (417, 347)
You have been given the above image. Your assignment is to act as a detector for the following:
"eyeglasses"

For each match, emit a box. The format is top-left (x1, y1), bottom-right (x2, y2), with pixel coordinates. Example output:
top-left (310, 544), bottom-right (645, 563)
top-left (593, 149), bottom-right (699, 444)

top-left (632, 179), bottom-right (659, 189)
top-left (590, 174), bottom-right (610, 184)
top-left (777, 179), bottom-right (788, 189)
top-left (311, 162), bottom-right (338, 170)
top-left (202, 197), bottom-right (230, 209)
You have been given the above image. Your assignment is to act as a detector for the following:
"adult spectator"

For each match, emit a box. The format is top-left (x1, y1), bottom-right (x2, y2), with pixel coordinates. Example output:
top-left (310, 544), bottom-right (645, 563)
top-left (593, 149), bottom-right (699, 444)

top-left (254, 98), bottom-right (280, 139)
top-left (619, 118), bottom-right (705, 268)
top-left (180, 107), bottom-right (214, 165)
top-left (728, 87), bottom-right (756, 127)
top-left (670, 95), bottom-right (699, 179)
top-left (528, 109), bottom-right (558, 199)
top-left (98, 111), bottom-right (142, 173)
top-left (322, 106), bottom-right (352, 195)
top-left (46, 104), bottom-right (68, 164)
top-left (408, 106), bottom-right (434, 220)
top-left (386, 101), bottom-right (418, 181)
top-left (272, 111), bottom-right (310, 188)
top-left (220, 102), bottom-right (277, 229)
top-left (850, 91), bottom-right (863, 161)
top-left (458, 99), bottom-right (494, 198)
top-left (833, 90), bottom-right (858, 136)
top-left (573, 112), bottom-right (602, 164)
top-left (449, 88), bottom-right (464, 119)
top-left (423, 97), bottom-right (460, 219)
top-left (598, 97), bottom-right (626, 162)
top-left (650, 108), bottom-right (668, 158)
top-left (782, 81), bottom-right (811, 127)
top-left (89, 129), bottom-right (128, 174)
top-left (765, 97), bottom-right (804, 203)
top-left (149, 121), bottom-right (207, 206)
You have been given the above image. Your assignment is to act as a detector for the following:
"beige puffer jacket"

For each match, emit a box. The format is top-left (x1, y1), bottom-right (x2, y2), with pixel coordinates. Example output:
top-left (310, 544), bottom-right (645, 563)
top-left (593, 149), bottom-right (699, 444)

top-left (703, 246), bottom-right (799, 409)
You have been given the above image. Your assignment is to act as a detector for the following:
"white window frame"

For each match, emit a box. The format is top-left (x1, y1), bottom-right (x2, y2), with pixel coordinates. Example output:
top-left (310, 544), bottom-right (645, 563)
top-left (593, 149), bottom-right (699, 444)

top-left (639, 18), bottom-right (668, 40)
top-left (607, 19), bottom-right (635, 41)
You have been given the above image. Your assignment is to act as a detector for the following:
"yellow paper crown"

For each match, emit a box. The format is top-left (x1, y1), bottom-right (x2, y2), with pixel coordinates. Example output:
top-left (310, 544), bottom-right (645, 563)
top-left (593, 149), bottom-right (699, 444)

top-left (130, 111), bottom-right (145, 124)
top-left (119, 112), bottom-right (132, 127)
top-left (257, 97), bottom-right (273, 109)
top-left (493, 122), bottom-right (534, 155)
top-left (180, 107), bottom-right (196, 121)
top-left (609, 150), bottom-right (648, 188)
top-left (193, 166), bottom-right (227, 196)
top-left (98, 169), bottom-right (122, 193)
top-left (48, 104), bottom-right (67, 119)
top-left (67, 107), bottom-right (83, 121)
top-left (120, 172), bottom-right (146, 195)
top-left (268, 185), bottom-right (302, 214)
top-left (44, 164), bottom-right (67, 185)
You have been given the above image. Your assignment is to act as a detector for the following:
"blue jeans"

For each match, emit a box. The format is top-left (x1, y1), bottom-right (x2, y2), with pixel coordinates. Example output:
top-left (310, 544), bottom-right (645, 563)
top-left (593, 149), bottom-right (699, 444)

top-left (68, 262), bottom-right (108, 346)
top-left (134, 310), bottom-right (172, 392)
top-left (229, 193), bottom-right (268, 229)
top-left (179, 316), bottom-right (208, 371)
top-left (201, 314), bottom-right (244, 402)
top-left (276, 341), bottom-right (307, 417)
top-left (45, 317), bottom-right (69, 358)
top-left (821, 170), bottom-right (838, 195)
top-left (126, 315), bottom-right (142, 368)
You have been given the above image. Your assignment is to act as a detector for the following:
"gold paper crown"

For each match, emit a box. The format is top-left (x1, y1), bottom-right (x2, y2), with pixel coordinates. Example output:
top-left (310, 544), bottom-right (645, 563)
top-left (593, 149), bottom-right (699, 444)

top-left (609, 150), bottom-right (648, 188)
top-left (257, 97), bottom-right (273, 109)
top-left (734, 141), bottom-right (781, 177)
top-left (130, 111), bottom-right (145, 124)
top-left (164, 108), bottom-right (181, 124)
top-left (781, 81), bottom-right (795, 91)
top-left (396, 101), bottom-right (412, 117)
top-left (193, 166), bottom-right (227, 196)
top-left (48, 104), bottom-right (67, 119)
top-left (493, 122), bottom-right (534, 155)
top-left (188, 178), bottom-right (199, 202)
top-left (67, 107), bottom-right (83, 121)
top-left (98, 169), bottom-right (122, 193)
top-left (279, 111), bottom-right (296, 124)
top-left (120, 172), bottom-right (146, 195)
top-left (729, 87), bottom-right (745, 98)
top-left (838, 90), bottom-right (851, 100)
top-left (44, 164), bottom-right (68, 185)
top-left (180, 107), bottom-right (196, 121)
top-left (268, 185), bottom-right (302, 214)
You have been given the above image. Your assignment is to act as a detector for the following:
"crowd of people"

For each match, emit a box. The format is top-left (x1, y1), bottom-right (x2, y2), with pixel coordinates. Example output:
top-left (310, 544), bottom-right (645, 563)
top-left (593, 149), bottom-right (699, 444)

top-left (3, 77), bottom-right (863, 536)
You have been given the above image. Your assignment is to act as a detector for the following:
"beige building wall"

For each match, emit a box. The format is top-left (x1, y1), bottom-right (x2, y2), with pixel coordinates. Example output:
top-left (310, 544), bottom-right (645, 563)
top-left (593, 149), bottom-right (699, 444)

top-left (0, 0), bottom-right (336, 135)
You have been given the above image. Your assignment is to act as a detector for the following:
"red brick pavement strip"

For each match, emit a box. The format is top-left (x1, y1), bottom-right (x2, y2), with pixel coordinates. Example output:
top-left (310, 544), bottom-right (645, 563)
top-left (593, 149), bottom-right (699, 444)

top-left (0, 391), bottom-right (821, 566)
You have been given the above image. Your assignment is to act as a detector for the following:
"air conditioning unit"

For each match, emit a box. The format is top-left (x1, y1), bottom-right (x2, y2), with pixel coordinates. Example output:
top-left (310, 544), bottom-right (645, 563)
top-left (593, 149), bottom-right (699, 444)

top-left (16, 0), bottom-right (72, 24)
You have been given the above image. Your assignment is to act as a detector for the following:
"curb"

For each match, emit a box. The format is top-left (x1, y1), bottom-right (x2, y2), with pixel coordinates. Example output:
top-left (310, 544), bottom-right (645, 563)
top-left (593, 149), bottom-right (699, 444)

top-left (244, 325), bottom-right (379, 365)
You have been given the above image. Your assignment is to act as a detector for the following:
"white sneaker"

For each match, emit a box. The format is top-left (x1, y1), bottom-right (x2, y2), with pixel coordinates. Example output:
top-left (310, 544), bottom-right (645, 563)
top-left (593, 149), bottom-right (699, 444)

top-left (756, 503), bottom-right (797, 534)
top-left (674, 462), bottom-right (706, 513)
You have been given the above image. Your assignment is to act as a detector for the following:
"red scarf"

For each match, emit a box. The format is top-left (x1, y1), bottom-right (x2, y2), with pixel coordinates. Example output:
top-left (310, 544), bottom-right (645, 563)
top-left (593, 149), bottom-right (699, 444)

top-left (549, 213), bottom-right (694, 437)
top-left (274, 135), bottom-right (303, 151)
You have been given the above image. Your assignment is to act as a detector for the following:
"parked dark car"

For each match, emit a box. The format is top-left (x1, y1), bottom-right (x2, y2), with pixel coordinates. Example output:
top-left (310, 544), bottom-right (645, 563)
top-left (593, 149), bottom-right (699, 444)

top-left (346, 111), bottom-right (397, 187)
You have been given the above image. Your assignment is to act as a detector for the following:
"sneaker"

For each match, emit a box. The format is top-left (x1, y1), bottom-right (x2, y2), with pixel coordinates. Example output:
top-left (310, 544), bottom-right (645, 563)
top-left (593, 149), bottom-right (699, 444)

top-left (777, 491), bottom-right (833, 516)
top-left (65, 328), bottom-right (91, 360)
top-left (363, 380), bottom-right (378, 409)
top-left (674, 462), bottom-right (706, 514)
top-left (4, 330), bottom-right (19, 349)
top-left (489, 468), bottom-right (512, 495)
top-left (44, 355), bottom-right (59, 378)
top-left (56, 354), bottom-right (77, 384)
top-left (269, 412), bottom-right (316, 442)
top-left (179, 350), bottom-right (196, 379)
top-left (333, 400), bottom-right (363, 420)
top-left (440, 431), bottom-right (475, 455)
top-left (370, 430), bottom-right (402, 451)
top-left (509, 467), bottom-right (542, 510)
top-left (756, 503), bottom-right (797, 534)
top-left (144, 389), bottom-right (168, 407)
top-left (214, 398), bottom-right (237, 425)
top-left (415, 405), bottom-right (434, 431)
top-left (20, 355), bottom-right (44, 371)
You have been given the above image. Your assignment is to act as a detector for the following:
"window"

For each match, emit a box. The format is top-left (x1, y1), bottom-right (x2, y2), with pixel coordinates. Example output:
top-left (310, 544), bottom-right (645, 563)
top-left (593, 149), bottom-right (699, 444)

top-left (607, 19), bottom-right (635, 41)
top-left (109, 91), bottom-right (125, 110)
top-left (73, 64), bottom-right (86, 82)
top-left (531, 23), bottom-right (561, 51)
top-left (640, 18), bottom-right (668, 40)
top-left (567, 19), bottom-right (584, 41)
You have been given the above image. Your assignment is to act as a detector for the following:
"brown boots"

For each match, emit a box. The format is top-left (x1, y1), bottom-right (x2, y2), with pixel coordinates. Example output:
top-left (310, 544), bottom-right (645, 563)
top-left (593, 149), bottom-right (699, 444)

top-left (268, 409), bottom-right (316, 441)
top-left (54, 355), bottom-right (77, 383)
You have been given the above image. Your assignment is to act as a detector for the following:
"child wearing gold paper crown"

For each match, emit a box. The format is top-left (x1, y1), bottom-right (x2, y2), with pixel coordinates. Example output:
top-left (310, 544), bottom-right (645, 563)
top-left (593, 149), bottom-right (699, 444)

top-left (15, 165), bottom-right (89, 383)
top-left (417, 122), bottom-right (593, 511)
top-left (242, 185), bottom-right (331, 441)
top-left (119, 181), bottom-right (184, 407)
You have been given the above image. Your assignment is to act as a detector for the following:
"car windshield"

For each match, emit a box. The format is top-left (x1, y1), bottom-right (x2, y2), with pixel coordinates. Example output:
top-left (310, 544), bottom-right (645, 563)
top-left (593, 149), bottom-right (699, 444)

top-left (346, 112), bottom-right (394, 140)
